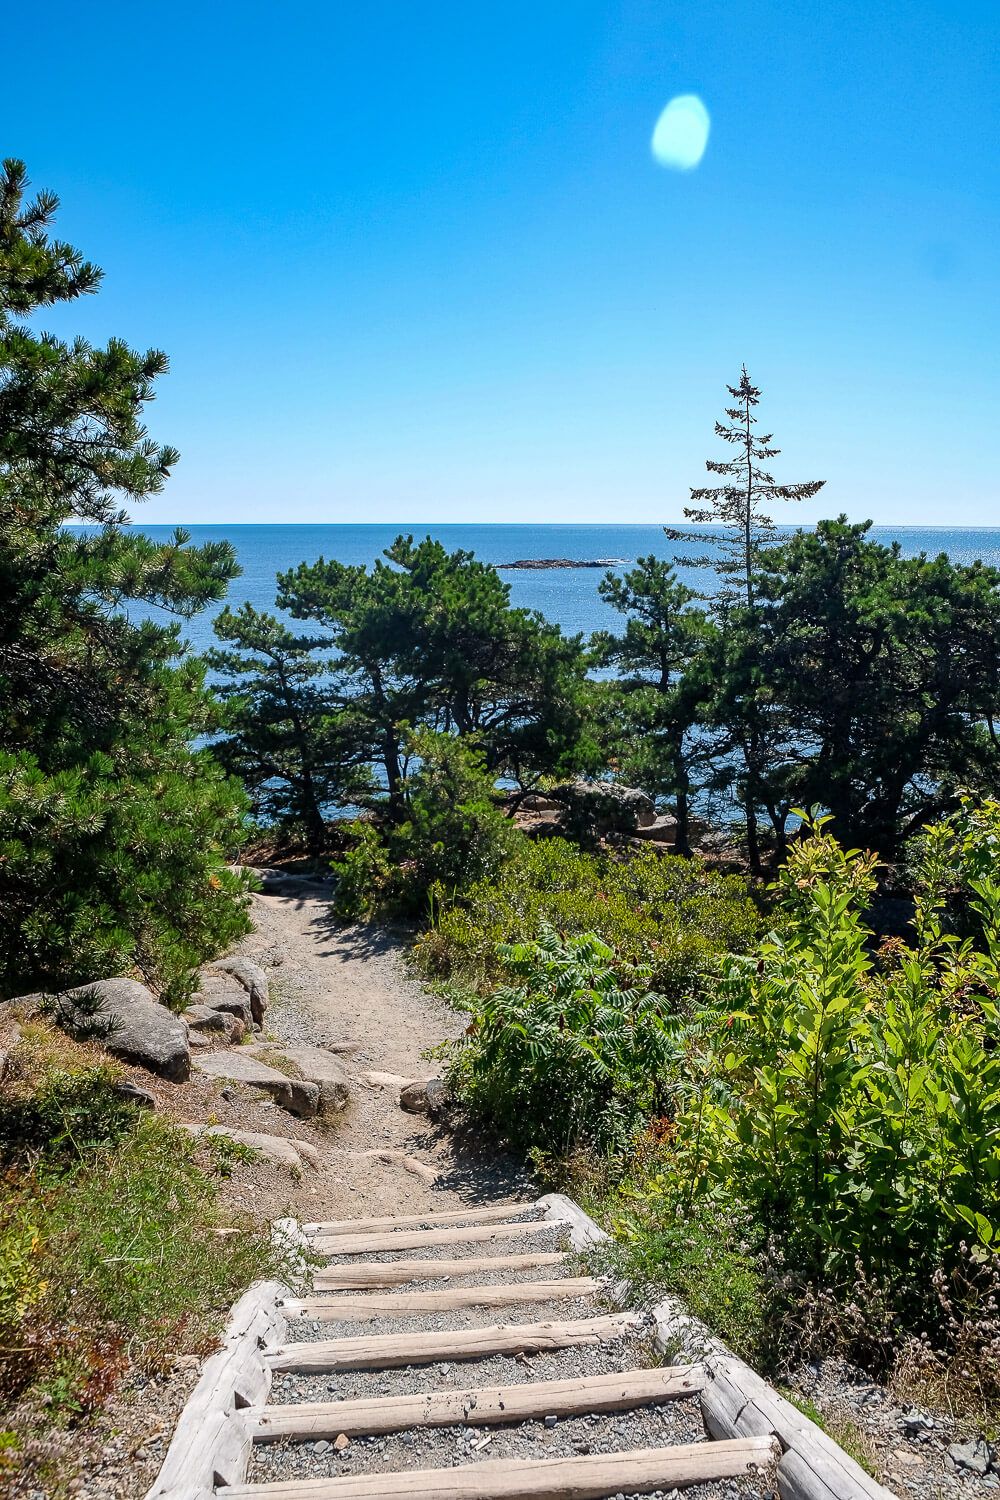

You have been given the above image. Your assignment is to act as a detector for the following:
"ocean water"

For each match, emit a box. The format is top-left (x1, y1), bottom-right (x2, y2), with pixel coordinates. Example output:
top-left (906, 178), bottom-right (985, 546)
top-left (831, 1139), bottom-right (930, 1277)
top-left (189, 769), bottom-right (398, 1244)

top-left (112, 523), bottom-right (1000, 653)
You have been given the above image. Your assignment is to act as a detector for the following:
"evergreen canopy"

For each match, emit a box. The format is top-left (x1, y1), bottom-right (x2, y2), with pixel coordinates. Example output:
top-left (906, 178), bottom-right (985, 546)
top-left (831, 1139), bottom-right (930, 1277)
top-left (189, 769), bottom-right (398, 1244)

top-left (0, 159), bottom-right (249, 998)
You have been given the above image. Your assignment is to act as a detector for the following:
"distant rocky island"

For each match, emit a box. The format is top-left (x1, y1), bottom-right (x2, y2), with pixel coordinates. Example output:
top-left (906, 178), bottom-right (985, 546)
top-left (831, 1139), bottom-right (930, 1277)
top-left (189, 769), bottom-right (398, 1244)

top-left (497, 557), bottom-right (629, 570)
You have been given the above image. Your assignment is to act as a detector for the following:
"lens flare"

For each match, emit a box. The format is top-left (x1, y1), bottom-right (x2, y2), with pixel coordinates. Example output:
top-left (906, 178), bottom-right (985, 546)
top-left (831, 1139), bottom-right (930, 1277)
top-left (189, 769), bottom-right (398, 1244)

top-left (651, 95), bottom-right (711, 171)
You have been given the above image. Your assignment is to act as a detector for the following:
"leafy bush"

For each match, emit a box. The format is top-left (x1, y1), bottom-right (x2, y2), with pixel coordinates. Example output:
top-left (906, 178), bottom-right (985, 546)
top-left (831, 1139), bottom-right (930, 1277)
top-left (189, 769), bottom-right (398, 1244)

top-left (332, 730), bottom-right (516, 920)
top-left (652, 803), bottom-right (1000, 1289)
top-left (416, 836), bottom-right (765, 1000)
top-left (443, 927), bottom-right (683, 1155)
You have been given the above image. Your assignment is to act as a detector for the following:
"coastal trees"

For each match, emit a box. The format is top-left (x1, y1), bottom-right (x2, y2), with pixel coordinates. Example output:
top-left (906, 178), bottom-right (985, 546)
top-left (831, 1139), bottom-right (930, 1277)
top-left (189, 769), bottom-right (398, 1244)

top-left (206, 604), bottom-right (373, 855)
top-left (754, 519), bottom-right (1000, 853)
top-left (591, 557), bottom-right (714, 855)
top-left (667, 368), bottom-right (824, 871)
top-left (0, 158), bottom-right (249, 997)
top-left (275, 533), bottom-right (594, 816)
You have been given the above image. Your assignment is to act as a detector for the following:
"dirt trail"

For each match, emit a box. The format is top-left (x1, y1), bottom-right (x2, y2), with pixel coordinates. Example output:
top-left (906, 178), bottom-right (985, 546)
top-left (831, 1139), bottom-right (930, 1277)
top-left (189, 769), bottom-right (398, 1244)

top-left (245, 886), bottom-right (529, 1222)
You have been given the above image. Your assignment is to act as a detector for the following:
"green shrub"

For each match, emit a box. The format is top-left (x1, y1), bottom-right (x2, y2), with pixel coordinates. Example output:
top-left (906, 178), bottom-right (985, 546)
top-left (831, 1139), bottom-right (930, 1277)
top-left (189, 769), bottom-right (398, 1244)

top-left (443, 926), bottom-right (684, 1155)
top-left (332, 730), bottom-right (516, 920)
top-left (416, 836), bottom-right (765, 1000)
top-left (604, 1197), bottom-right (772, 1366)
top-left (652, 803), bottom-right (1000, 1289)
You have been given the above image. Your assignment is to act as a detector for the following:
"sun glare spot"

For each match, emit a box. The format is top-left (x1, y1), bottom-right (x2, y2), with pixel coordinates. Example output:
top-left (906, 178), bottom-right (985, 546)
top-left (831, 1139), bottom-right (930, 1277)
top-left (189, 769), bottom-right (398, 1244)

top-left (651, 95), bottom-right (710, 171)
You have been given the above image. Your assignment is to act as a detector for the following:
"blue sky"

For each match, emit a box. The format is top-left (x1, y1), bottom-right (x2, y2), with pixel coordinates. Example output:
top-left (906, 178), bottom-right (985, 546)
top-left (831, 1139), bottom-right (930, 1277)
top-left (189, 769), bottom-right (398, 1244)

top-left (3, 1), bottom-right (998, 525)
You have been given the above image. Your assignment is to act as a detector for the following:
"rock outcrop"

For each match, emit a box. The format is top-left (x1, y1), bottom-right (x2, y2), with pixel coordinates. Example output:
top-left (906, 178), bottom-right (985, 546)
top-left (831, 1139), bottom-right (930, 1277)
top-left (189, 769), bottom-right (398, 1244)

top-left (250, 1044), bottom-right (350, 1118)
top-left (546, 779), bottom-right (656, 838)
top-left (56, 978), bottom-right (191, 1083)
top-left (209, 957), bottom-right (269, 1025)
top-left (180, 1122), bottom-right (320, 1173)
top-left (194, 1050), bottom-right (321, 1118)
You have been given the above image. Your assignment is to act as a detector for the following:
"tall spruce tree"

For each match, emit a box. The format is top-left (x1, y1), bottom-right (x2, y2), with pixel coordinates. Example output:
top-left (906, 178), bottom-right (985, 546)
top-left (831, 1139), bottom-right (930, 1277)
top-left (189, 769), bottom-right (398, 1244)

top-left (0, 159), bottom-right (250, 997)
top-left (668, 368), bottom-right (824, 872)
top-left (670, 366), bottom-right (825, 609)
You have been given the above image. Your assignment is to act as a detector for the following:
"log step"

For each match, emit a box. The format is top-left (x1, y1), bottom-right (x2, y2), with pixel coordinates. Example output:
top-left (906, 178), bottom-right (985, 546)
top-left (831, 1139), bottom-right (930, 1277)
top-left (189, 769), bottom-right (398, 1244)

top-left (253, 1363), bottom-right (706, 1442)
top-left (267, 1312), bottom-right (640, 1373)
top-left (226, 1435), bottom-right (780, 1498)
top-left (312, 1220), bottom-right (562, 1257)
top-left (304, 1203), bottom-right (537, 1236)
top-left (312, 1253), bottom-right (566, 1290)
top-left (281, 1278), bottom-right (601, 1321)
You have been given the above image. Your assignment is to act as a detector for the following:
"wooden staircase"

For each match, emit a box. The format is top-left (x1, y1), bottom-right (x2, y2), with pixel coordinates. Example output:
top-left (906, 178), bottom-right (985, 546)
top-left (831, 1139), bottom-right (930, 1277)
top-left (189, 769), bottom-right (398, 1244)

top-left (146, 1196), bottom-right (895, 1500)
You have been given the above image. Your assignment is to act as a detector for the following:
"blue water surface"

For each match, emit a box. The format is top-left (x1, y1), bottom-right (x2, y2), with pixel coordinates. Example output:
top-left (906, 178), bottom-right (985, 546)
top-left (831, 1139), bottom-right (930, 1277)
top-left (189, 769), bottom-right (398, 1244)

top-left (94, 523), bottom-right (1000, 653)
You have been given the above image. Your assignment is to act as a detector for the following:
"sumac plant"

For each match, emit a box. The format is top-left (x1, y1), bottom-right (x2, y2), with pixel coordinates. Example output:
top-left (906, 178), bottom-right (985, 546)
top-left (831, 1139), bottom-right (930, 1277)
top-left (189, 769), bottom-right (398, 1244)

top-left (446, 926), bottom-right (683, 1156)
top-left (657, 803), bottom-right (1000, 1284)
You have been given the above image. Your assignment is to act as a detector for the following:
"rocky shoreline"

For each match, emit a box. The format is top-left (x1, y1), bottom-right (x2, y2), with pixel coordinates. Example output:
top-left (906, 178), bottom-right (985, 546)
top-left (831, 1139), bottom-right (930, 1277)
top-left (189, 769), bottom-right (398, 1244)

top-left (496, 557), bottom-right (629, 570)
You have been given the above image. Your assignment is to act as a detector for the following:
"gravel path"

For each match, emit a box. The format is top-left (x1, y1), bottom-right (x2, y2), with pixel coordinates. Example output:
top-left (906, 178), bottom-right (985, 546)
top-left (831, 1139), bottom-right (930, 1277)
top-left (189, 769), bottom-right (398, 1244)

top-left (245, 887), bottom-right (533, 1222)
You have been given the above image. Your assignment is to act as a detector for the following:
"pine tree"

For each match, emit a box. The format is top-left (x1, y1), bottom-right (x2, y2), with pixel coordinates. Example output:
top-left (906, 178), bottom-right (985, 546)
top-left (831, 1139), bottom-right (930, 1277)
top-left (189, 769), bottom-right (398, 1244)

top-left (591, 557), bottom-right (714, 855)
top-left (667, 368), bottom-right (824, 872)
top-left (207, 604), bottom-right (374, 855)
top-left (670, 366), bottom-right (824, 609)
top-left (0, 159), bottom-right (250, 998)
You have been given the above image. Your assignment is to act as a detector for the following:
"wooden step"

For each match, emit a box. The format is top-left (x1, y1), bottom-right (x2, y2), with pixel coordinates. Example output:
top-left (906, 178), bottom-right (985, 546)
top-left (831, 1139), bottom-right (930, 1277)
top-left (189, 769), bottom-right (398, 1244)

top-left (227, 1435), bottom-right (780, 1498)
top-left (312, 1220), bottom-right (562, 1257)
top-left (304, 1203), bottom-right (536, 1236)
top-left (267, 1312), bottom-right (640, 1373)
top-left (312, 1253), bottom-right (566, 1290)
top-left (253, 1363), bottom-right (706, 1442)
top-left (282, 1278), bottom-right (601, 1321)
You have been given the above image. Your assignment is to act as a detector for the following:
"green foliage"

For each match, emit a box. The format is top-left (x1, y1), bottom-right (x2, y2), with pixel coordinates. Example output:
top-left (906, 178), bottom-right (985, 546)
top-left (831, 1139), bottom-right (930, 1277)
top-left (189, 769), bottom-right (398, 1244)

top-left (0, 1027), bottom-right (299, 1429)
top-left (605, 1197), bottom-right (772, 1366)
top-left (332, 729), bottom-right (516, 919)
top-left (0, 1059), bottom-right (136, 1167)
top-left (591, 557), bottom-right (714, 854)
top-left (0, 158), bottom-right (250, 997)
top-left (654, 804), bottom-right (1000, 1288)
top-left (207, 602), bottom-right (374, 855)
top-left (444, 927), bottom-right (683, 1155)
top-left (415, 836), bottom-right (765, 999)
top-left (278, 532), bottom-right (596, 815)
top-left (753, 517), bottom-right (1000, 855)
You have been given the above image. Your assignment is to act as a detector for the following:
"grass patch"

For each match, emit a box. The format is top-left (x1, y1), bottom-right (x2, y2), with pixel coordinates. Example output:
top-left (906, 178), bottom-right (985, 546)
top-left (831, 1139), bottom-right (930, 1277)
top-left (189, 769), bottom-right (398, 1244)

top-left (0, 1023), bottom-right (302, 1496)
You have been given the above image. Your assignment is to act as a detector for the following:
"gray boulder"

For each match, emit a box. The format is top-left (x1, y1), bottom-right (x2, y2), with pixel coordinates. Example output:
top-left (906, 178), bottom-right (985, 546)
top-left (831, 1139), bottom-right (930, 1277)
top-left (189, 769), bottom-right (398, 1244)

top-left (632, 815), bottom-right (679, 845)
top-left (194, 1049), bottom-right (321, 1118)
top-left (399, 1076), bottom-right (448, 1118)
top-left (549, 779), bottom-right (655, 838)
top-left (209, 957), bottom-right (269, 1025)
top-left (185, 1003), bottom-right (246, 1044)
top-left (57, 978), bottom-right (190, 1083)
top-left (195, 976), bottom-right (254, 1030)
top-left (251, 1044), bottom-right (350, 1117)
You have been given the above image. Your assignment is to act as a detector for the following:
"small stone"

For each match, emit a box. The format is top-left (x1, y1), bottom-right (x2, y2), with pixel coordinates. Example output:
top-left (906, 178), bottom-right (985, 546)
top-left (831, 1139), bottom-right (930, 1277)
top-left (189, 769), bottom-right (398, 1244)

top-left (333, 1433), bottom-right (350, 1452)
top-left (312, 1440), bottom-right (330, 1455)
top-left (544, 1414), bottom-right (558, 1429)
top-left (949, 1438), bottom-right (991, 1475)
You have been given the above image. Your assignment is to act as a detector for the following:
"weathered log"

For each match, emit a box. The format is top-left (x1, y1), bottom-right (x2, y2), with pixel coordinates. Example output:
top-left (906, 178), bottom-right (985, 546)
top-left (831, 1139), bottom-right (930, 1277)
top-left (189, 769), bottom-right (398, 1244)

top-left (145, 1280), bottom-right (286, 1500)
top-left (311, 1219), bottom-right (561, 1256)
top-left (701, 1356), bottom-right (898, 1500)
top-left (281, 1277), bottom-right (601, 1320)
top-left (304, 1202), bottom-right (535, 1235)
top-left (226, 1435), bottom-right (780, 1498)
top-left (267, 1312), bottom-right (640, 1373)
top-left (252, 1364), bottom-right (706, 1442)
top-left (311, 1252), bottom-right (566, 1289)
